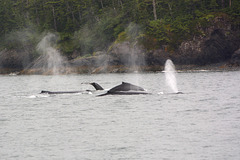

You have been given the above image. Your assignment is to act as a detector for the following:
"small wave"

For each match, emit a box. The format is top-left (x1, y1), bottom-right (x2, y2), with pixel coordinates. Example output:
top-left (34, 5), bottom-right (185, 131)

top-left (8, 72), bottom-right (19, 76)
top-left (187, 69), bottom-right (210, 72)
top-left (27, 94), bottom-right (50, 98)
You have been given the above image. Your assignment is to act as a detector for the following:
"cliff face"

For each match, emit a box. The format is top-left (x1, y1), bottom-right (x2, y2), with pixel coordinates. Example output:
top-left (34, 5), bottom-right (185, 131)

top-left (105, 14), bottom-right (240, 68)
top-left (231, 49), bottom-right (240, 66)
top-left (0, 48), bottom-right (34, 72)
top-left (175, 15), bottom-right (240, 65)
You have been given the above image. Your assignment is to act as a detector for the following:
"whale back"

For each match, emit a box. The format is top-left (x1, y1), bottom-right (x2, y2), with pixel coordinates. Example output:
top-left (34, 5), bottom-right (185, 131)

top-left (41, 90), bottom-right (49, 94)
top-left (108, 82), bottom-right (145, 93)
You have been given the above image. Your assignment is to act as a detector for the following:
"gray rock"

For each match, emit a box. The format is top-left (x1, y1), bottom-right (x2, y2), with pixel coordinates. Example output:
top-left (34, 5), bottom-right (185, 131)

top-left (231, 49), bottom-right (240, 65)
top-left (0, 49), bottom-right (33, 69)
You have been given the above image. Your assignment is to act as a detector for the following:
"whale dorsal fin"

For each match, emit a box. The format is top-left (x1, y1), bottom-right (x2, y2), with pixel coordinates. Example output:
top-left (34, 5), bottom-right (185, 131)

top-left (90, 82), bottom-right (104, 90)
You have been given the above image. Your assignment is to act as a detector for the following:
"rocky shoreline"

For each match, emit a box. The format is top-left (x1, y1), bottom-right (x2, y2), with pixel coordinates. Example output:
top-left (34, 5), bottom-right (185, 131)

top-left (1, 61), bottom-right (239, 75)
top-left (1, 15), bottom-right (240, 75)
top-left (1, 45), bottom-right (240, 75)
top-left (1, 47), bottom-right (240, 75)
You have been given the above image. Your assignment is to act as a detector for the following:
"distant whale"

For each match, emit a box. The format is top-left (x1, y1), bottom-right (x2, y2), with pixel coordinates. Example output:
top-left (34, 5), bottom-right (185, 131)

top-left (40, 82), bottom-right (103, 94)
top-left (41, 90), bottom-right (84, 94)
top-left (176, 92), bottom-right (183, 94)
top-left (40, 82), bottom-right (182, 96)
top-left (40, 82), bottom-right (149, 96)
top-left (97, 82), bottom-right (149, 96)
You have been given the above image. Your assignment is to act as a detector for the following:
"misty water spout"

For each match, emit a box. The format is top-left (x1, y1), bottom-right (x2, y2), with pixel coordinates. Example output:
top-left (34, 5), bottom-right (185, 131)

top-left (36, 33), bottom-right (64, 74)
top-left (164, 59), bottom-right (179, 93)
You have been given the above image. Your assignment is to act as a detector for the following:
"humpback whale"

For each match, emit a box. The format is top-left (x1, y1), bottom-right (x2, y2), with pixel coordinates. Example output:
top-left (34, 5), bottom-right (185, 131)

top-left (40, 82), bottom-right (149, 96)
top-left (40, 82), bottom-right (103, 94)
top-left (97, 82), bottom-right (149, 96)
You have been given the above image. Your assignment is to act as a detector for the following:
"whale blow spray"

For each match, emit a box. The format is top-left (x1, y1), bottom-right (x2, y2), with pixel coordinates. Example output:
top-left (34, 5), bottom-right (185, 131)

top-left (164, 59), bottom-right (179, 93)
top-left (36, 33), bottom-right (64, 74)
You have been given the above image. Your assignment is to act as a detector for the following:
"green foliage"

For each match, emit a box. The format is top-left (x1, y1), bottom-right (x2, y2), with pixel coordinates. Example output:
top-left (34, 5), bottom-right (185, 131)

top-left (146, 16), bottom-right (195, 50)
top-left (113, 22), bottom-right (144, 47)
top-left (147, 20), bottom-right (171, 46)
top-left (0, 0), bottom-right (240, 56)
top-left (115, 31), bottom-right (128, 43)
top-left (73, 9), bottom-right (124, 55)
top-left (125, 23), bottom-right (143, 42)
top-left (2, 27), bottom-right (39, 50)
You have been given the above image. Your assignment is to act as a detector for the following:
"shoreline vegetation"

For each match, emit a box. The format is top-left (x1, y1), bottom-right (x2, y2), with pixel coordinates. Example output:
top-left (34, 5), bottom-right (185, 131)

top-left (0, 0), bottom-right (240, 75)
top-left (1, 61), bottom-right (240, 75)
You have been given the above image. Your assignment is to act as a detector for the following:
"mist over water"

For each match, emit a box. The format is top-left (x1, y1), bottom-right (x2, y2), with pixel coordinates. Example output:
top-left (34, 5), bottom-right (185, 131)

top-left (21, 32), bottom-right (74, 75)
top-left (0, 27), bottom-right (39, 69)
top-left (126, 23), bottom-right (145, 72)
top-left (164, 59), bottom-right (179, 93)
top-left (36, 33), bottom-right (65, 74)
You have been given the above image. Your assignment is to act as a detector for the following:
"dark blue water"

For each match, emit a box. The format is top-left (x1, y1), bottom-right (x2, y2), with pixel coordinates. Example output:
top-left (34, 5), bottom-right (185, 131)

top-left (0, 71), bottom-right (240, 159)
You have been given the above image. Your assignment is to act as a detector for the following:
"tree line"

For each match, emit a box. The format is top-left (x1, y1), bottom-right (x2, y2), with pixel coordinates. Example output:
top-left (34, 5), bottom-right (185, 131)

top-left (0, 0), bottom-right (239, 57)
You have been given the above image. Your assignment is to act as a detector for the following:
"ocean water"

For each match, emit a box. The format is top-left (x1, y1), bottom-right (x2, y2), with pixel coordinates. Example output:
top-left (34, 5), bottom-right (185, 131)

top-left (0, 71), bottom-right (240, 160)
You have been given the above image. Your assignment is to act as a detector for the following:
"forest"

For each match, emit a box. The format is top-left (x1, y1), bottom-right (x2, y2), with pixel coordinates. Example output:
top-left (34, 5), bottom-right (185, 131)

top-left (0, 0), bottom-right (240, 60)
